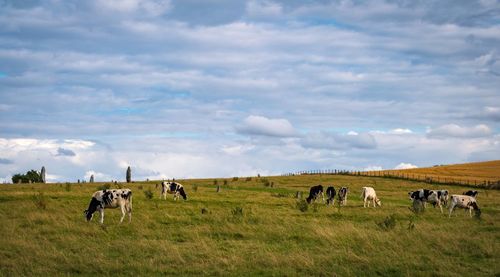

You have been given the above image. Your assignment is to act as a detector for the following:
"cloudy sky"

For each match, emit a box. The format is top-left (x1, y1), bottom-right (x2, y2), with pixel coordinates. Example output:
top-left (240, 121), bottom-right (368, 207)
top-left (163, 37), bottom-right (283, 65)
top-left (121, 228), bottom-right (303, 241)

top-left (0, 0), bottom-right (499, 183)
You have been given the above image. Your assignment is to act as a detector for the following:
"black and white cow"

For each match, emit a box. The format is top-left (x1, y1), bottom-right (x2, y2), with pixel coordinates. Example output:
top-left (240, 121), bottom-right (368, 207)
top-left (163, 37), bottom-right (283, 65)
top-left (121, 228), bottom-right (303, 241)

top-left (338, 187), bottom-right (349, 206)
top-left (448, 195), bottom-right (481, 217)
top-left (306, 185), bottom-right (324, 204)
top-left (463, 190), bottom-right (478, 198)
top-left (408, 189), bottom-right (443, 213)
top-left (161, 181), bottom-right (187, 201)
top-left (326, 186), bottom-right (336, 205)
top-left (436, 190), bottom-right (449, 207)
top-left (84, 189), bottom-right (132, 224)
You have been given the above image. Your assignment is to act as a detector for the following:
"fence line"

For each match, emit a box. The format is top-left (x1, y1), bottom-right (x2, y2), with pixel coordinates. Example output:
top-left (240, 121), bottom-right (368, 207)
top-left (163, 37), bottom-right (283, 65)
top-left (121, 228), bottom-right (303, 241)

top-left (280, 169), bottom-right (500, 189)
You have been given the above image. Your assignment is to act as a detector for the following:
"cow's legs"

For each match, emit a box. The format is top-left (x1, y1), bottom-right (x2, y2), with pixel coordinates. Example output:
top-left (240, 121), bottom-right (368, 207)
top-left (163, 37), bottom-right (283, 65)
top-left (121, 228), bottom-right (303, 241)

top-left (98, 208), bottom-right (104, 224)
top-left (119, 205), bottom-right (126, 224)
top-left (448, 204), bottom-right (455, 218)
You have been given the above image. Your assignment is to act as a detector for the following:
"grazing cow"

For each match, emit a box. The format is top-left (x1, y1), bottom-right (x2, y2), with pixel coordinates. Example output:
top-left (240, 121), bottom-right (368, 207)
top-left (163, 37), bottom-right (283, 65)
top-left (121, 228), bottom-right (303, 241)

top-left (361, 187), bottom-right (381, 208)
top-left (161, 181), bottom-right (187, 200)
top-left (436, 190), bottom-right (449, 207)
top-left (448, 195), bottom-right (480, 217)
top-left (84, 189), bottom-right (132, 224)
top-left (326, 186), bottom-right (336, 205)
top-left (463, 190), bottom-right (478, 198)
top-left (306, 185), bottom-right (324, 204)
top-left (408, 189), bottom-right (443, 213)
top-left (338, 187), bottom-right (349, 206)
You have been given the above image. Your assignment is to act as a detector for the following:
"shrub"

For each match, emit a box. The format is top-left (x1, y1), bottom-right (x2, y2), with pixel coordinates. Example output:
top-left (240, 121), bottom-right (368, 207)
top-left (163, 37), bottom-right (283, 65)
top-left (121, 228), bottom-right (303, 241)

top-left (138, 185), bottom-right (143, 190)
top-left (32, 192), bottom-right (47, 209)
top-left (12, 170), bottom-right (43, 184)
top-left (192, 184), bottom-right (198, 192)
top-left (143, 189), bottom-right (153, 200)
top-left (245, 177), bottom-right (252, 182)
top-left (223, 180), bottom-right (228, 186)
top-left (311, 202), bottom-right (321, 213)
top-left (232, 177), bottom-right (238, 181)
top-left (377, 214), bottom-right (397, 231)
top-left (97, 183), bottom-right (111, 191)
top-left (213, 179), bottom-right (218, 185)
top-left (201, 208), bottom-right (209, 214)
top-left (65, 182), bottom-right (71, 192)
top-left (231, 207), bottom-right (243, 217)
top-left (296, 199), bottom-right (308, 212)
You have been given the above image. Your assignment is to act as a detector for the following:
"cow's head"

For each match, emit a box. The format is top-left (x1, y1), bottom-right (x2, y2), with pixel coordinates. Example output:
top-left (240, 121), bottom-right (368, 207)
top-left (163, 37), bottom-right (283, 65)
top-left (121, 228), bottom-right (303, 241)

top-left (84, 197), bottom-right (101, 222)
top-left (408, 191), bottom-right (415, 201)
top-left (83, 209), bottom-right (94, 222)
top-left (375, 198), bottom-right (382, 206)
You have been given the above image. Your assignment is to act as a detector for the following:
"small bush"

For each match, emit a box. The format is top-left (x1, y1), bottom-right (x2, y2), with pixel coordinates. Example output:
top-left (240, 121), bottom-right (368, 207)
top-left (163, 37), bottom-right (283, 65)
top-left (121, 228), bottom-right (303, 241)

top-left (65, 182), bottom-right (71, 192)
top-left (201, 208), bottom-right (209, 214)
top-left (232, 177), bottom-right (238, 181)
top-left (138, 185), bottom-right (143, 190)
top-left (377, 214), bottom-right (397, 231)
top-left (223, 180), bottom-right (228, 186)
top-left (97, 183), bottom-right (111, 191)
top-left (143, 189), bottom-right (153, 200)
top-left (296, 199), bottom-right (308, 212)
top-left (408, 215), bottom-right (416, 231)
top-left (32, 192), bottom-right (48, 210)
top-left (245, 177), bottom-right (252, 182)
top-left (192, 184), bottom-right (198, 192)
top-left (311, 202), bottom-right (321, 213)
top-left (231, 207), bottom-right (243, 217)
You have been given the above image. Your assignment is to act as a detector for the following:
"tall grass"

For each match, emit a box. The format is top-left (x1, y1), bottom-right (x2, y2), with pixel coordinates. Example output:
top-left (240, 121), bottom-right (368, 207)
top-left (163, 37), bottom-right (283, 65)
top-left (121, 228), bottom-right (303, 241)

top-left (0, 174), bottom-right (498, 276)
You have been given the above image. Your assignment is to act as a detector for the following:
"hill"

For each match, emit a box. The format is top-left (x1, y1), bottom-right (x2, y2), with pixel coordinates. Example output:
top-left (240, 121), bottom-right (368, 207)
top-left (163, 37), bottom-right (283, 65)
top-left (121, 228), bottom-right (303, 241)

top-left (362, 160), bottom-right (500, 188)
top-left (0, 174), bottom-right (499, 276)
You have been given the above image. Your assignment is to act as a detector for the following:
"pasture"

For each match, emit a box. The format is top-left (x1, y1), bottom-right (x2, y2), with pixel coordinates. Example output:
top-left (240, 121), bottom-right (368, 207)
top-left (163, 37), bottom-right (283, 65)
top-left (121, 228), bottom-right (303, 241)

top-left (0, 174), bottom-right (499, 276)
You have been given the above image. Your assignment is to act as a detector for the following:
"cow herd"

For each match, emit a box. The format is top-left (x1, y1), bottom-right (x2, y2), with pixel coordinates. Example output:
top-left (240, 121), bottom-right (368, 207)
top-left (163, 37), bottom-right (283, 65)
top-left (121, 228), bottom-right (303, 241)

top-left (83, 180), bottom-right (481, 224)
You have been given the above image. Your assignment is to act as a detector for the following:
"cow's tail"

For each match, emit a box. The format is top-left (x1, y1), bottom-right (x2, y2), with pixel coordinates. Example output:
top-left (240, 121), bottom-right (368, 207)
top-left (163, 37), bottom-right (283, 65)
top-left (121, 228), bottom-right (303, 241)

top-left (179, 187), bottom-right (187, 200)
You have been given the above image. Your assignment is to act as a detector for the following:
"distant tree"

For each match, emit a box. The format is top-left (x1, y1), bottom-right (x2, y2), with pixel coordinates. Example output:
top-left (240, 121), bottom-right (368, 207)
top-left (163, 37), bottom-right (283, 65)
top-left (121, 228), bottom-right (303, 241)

top-left (11, 169), bottom-right (42, 184)
top-left (40, 166), bottom-right (46, 183)
top-left (126, 166), bottom-right (131, 183)
top-left (89, 174), bottom-right (94, 183)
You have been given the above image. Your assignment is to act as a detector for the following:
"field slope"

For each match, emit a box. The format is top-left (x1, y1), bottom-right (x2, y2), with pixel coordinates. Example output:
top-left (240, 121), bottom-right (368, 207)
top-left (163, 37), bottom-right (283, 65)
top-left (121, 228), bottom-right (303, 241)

top-left (0, 174), bottom-right (499, 276)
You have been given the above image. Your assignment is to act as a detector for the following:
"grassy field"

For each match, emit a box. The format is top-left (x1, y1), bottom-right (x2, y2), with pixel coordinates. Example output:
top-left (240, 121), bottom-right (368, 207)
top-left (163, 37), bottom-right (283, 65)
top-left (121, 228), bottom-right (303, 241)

top-left (370, 160), bottom-right (500, 185)
top-left (0, 175), bottom-right (499, 276)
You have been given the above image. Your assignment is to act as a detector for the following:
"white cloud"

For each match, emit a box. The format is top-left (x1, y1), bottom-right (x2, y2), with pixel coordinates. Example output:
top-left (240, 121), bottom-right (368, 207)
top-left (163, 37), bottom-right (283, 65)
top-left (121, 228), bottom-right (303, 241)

top-left (237, 115), bottom-right (297, 137)
top-left (427, 124), bottom-right (492, 138)
top-left (300, 131), bottom-right (377, 150)
top-left (246, 0), bottom-right (283, 18)
top-left (221, 144), bottom-right (255, 155)
top-left (364, 165), bottom-right (382, 171)
top-left (389, 128), bottom-right (413, 135)
top-left (394, 163), bottom-right (418, 170)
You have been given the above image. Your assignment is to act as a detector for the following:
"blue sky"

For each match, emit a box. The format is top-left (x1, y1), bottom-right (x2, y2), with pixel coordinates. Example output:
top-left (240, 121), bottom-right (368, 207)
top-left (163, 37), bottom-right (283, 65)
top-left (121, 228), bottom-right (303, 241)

top-left (0, 0), bottom-right (499, 182)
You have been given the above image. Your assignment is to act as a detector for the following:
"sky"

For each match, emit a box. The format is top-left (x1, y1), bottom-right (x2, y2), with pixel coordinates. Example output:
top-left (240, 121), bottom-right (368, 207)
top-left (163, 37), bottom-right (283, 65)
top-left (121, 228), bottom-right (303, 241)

top-left (0, 0), bottom-right (499, 183)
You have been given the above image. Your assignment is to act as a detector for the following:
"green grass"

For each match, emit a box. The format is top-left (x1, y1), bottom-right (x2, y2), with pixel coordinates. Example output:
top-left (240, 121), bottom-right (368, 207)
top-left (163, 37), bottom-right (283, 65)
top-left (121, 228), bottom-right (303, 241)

top-left (0, 175), bottom-right (499, 276)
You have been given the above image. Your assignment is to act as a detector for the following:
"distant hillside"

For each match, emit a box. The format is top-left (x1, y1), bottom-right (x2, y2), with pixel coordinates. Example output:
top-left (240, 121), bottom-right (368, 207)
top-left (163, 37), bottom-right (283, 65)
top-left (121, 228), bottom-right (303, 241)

top-left (372, 160), bottom-right (500, 187)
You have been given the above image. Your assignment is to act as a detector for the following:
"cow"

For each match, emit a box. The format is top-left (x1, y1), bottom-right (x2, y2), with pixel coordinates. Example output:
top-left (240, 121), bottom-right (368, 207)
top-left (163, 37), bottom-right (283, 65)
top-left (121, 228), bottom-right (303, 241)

top-left (338, 187), bottom-right (349, 206)
top-left (408, 189), bottom-right (443, 213)
top-left (361, 187), bottom-right (381, 208)
top-left (448, 195), bottom-right (481, 218)
top-left (161, 181), bottom-right (187, 201)
top-left (84, 189), bottom-right (132, 224)
top-left (306, 185), bottom-right (324, 204)
top-left (325, 186), bottom-right (336, 205)
top-left (463, 190), bottom-right (478, 198)
top-left (436, 190), bottom-right (449, 207)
